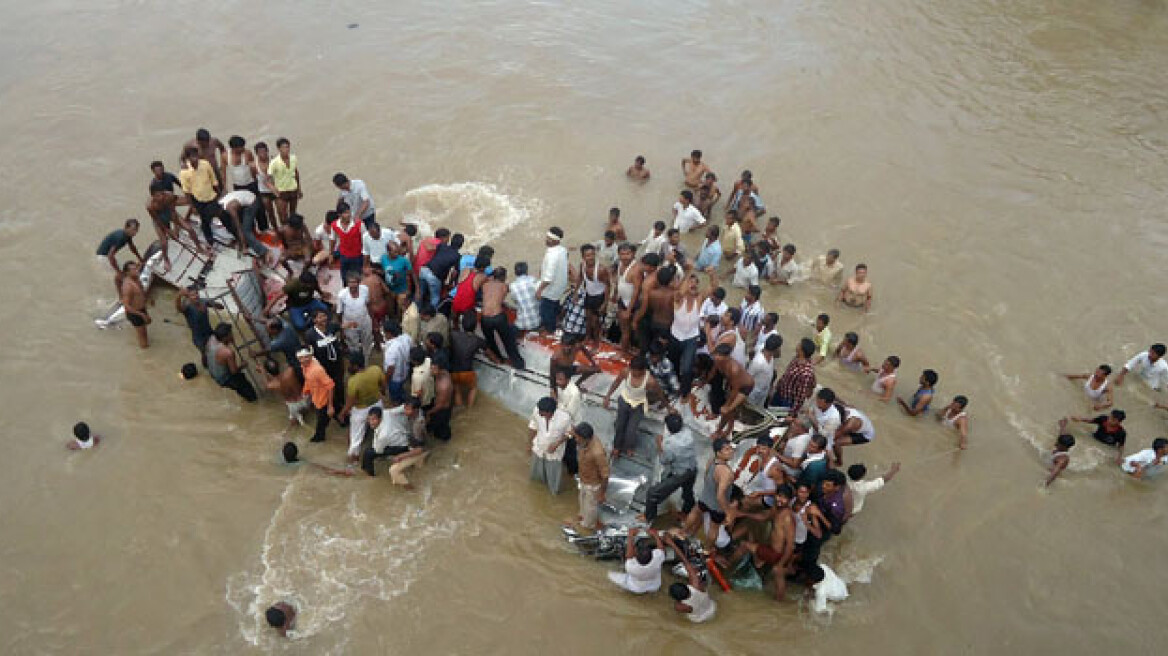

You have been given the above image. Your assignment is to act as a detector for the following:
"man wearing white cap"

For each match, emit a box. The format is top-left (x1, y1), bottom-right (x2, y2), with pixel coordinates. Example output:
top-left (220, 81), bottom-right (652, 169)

top-left (535, 226), bottom-right (569, 334)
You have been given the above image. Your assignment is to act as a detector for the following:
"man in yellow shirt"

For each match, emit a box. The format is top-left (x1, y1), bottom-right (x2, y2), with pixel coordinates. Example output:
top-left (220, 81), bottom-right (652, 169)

top-left (179, 146), bottom-right (221, 247)
top-left (268, 137), bottom-right (301, 224)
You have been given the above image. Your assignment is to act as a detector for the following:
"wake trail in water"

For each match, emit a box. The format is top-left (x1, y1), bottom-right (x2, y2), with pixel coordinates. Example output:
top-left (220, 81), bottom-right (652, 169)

top-left (400, 181), bottom-right (544, 250)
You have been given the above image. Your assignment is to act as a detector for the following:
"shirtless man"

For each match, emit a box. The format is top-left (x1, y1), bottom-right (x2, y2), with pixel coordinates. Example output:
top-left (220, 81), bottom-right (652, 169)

top-left (695, 172), bottom-right (721, 219)
top-left (838, 263), bottom-right (873, 312)
top-left (634, 266), bottom-right (678, 352)
top-left (428, 353), bottom-right (455, 441)
top-left (626, 156), bottom-right (650, 181)
top-left (682, 149), bottom-right (711, 190)
top-left (576, 243), bottom-right (610, 344)
top-left (708, 343), bottom-right (755, 439)
top-left (480, 267), bottom-right (524, 368)
top-left (606, 207), bottom-right (627, 242)
top-left (147, 181), bottom-right (203, 268)
top-left (278, 213), bottom-right (314, 273)
top-left (744, 483), bottom-right (796, 601)
top-left (550, 334), bottom-right (601, 392)
top-left (363, 264), bottom-right (395, 347)
top-left (180, 128), bottom-right (228, 188)
top-left (257, 358), bottom-right (309, 433)
top-left (616, 251), bottom-right (660, 353)
top-left (121, 261), bottom-right (150, 348)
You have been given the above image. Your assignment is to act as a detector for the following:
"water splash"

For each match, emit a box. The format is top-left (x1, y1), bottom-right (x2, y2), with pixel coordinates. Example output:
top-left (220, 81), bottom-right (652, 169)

top-left (400, 182), bottom-right (543, 250)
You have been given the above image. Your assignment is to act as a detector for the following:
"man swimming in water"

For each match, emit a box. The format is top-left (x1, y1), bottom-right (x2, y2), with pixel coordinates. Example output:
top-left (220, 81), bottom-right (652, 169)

top-left (1068, 409), bottom-right (1126, 464)
top-left (626, 156), bottom-right (650, 181)
top-left (899, 369), bottom-right (938, 417)
top-left (682, 149), bottom-right (711, 190)
top-left (1114, 344), bottom-right (1168, 391)
top-left (1065, 365), bottom-right (1113, 411)
top-left (265, 602), bottom-right (297, 638)
top-left (935, 394), bottom-right (969, 449)
top-left (838, 263), bottom-right (873, 312)
top-left (67, 422), bottom-right (102, 450)
top-left (1121, 437), bottom-right (1168, 479)
top-left (1045, 420), bottom-right (1075, 487)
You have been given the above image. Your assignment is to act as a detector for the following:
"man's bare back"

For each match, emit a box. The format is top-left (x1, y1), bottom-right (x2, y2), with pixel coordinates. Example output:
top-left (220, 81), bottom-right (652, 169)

top-left (363, 272), bottom-right (389, 314)
top-left (274, 368), bottom-right (302, 402)
top-left (481, 279), bottom-right (507, 316)
top-left (434, 372), bottom-right (453, 407)
top-left (647, 285), bottom-right (675, 326)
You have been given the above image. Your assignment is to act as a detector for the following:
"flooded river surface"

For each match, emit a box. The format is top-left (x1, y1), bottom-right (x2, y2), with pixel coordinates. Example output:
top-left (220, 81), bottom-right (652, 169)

top-left (2, 0), bottom-right (1168, 653)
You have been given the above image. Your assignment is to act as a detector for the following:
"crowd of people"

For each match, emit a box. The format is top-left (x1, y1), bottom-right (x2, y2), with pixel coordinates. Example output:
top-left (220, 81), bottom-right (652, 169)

top-left (92, 135), bottom-right (1168, 630)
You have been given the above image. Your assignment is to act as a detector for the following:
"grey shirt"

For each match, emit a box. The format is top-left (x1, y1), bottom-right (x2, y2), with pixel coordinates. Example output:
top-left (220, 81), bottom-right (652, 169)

top-left (660, 427), bottom-right (697, 474)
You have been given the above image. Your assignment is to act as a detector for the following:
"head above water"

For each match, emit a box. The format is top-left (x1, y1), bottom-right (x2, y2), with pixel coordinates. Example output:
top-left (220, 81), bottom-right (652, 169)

top-left (332, 172), bottom-right (350, 188)
top-left (1056, 434), bottom-right (1075, 451)
top-left (73, 422), bottom-right (90, 441)
top-left (180, 363), bottom-right (198, 380)
top-left (282, 442), bottom-right (299, 463)
top-left (573, 422), bottom-right (594, 442)
top-left (847, 464), bottom-right (867, 481)
top-left (1150, 344), bottom-right (1166, 361)
top-left (921, 369), bottom-right (939, 387)
top-left (665, 412), bottom-right (684, 434)
top-left (514, 261), bottom-right (529, 277)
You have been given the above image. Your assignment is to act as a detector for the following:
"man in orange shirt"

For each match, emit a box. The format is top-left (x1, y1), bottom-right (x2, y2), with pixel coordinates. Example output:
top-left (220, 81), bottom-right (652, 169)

top-left (299, 348), bottom-right (336, 443)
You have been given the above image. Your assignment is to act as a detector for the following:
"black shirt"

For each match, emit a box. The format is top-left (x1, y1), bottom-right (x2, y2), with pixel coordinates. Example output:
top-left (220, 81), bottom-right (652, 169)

top-left (450, 331), bottom-right (486, 372)
top-left (96, 229), bottom-right (131, 256)
top-left (1092, 415), bottom-right (1126, 446)
top-left (283, 279), bottom-right (316, 308)
top-left (150, 172), bottom-right (182, 194)
top-left (427, 244), bottom-right (461, 281)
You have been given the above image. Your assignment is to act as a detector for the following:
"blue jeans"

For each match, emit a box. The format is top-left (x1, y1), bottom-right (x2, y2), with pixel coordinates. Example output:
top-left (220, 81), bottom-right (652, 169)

top-left (340, 255), bottom-right (363, 283)
top-left (539, 298), bottom-right (561, 333)
top-left (418, 266), bottom-right (442, 308)
top-left (386, 378), bottom-right (407, 403)
top-left (669, 336), bottom-right (699, 396)
top-left (241, 201), bottom-right (268, 257)
top-left (289, 298), bottom-right (329, 331)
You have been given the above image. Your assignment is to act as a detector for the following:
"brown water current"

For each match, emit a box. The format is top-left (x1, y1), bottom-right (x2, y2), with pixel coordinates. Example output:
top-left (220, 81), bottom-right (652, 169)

top-left (2, 0), bottom-right (1168, 653)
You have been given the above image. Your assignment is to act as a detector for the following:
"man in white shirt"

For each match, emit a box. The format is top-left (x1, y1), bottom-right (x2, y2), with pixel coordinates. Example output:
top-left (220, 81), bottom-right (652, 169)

top-left (1115, 344), bottom-right (1168, 391)
top-left (528, 396), bottom-right (572, 494)
top-left (535, 227), bottom-right (569, 334)
top-left (361, 221), bottom-right (393, 270)
top-left (641, 221), bottom-right (668, 259)
top-left (846, 462), bottom-right (900, 514)
top-left (672, 190), bottom-right (706, 233)
top-left (665, 533), bottom-right (716, 623)
top-left (381, 320), bottom-right (413, 403)
top-left (553, 370), bottom-right (582, 425)
top-left (808, 563), bottom-right (849, 614)
top-left (333, 173), bottom-right (376, 227)
top-left (746, 335), bottom-right (780, 407)
top-left (732, 255), bottom-right (759, 289)
top-left (810, 388), bottom-right (843, 449)
top-left (700, 287), bottom-right (728, 320)
top-left (778, 427), bottom-right (812, 479)
top-left (1121, 438), bottom-right (1168, 479)
top-left (607, 527), bottom-right (666, 594)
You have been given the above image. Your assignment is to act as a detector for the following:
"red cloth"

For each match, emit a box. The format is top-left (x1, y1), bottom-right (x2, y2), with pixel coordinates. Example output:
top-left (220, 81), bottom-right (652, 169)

top-left (452, 271), bottom-right (479, 313)
top-left (414, 237), bottom-right (441, 272)
top-left (332, 220), bottom-right (363, 258)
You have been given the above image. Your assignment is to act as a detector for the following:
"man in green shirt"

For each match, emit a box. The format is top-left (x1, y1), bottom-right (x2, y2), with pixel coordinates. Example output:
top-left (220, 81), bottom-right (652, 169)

top-left (340, 352), bottom-right (385, 462)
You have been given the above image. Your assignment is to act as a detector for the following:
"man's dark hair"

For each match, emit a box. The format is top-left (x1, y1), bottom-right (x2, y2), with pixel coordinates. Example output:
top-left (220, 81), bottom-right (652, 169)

top-left (403, 224), bottom-right (418, 236)
top-left (515, 262), bottom-right (529, 276)
top-left (548, 226), bottom-right (564, 239)
top-left (264, 358), bottom-right (281, 376)
top-left (474, 254), bottom-right (490, 270)
top-left (275, 137), bottom-right (290, 148)
top-left (807, 565), bottom-right (826, 585)
top-left (653, 220), bottom-right (666, 231)
top-left (477, 245), bottom-right (495, 259)
top-left (451, 233), bottom-right (465, 250)
top-left (635, 539), bottom-right (655, 566)
top-left (953, 395), bottom-right (969, 407)
top-left (725, 307), bottom-right (741, 325)
top-left (712, 287), bottom-right (726, 301)
top-left (1153, 344), bottom-right (1167, 357)
top-left (254, 141), bottom-right (268, 152)
top-left (405, 396), bottom-right (423, 409)
top-left (195, 128), bottom-right (211, 141)
top-left (847, 464), bottom-right (867, 481)
top-left (1153, 438), bottom-right (1168, 451)
top-left (574, 422), bottom-right (594, 439)
top-left (923, 369), bottom-right (939, 386)
top-left (1099, 364), bottom-right (1112, 375)
top-left (713, 343), bottom-right (733, 357)
top-left (604, 230), bottom-right (615, 240)
top-left (265, 606), bottom-right (287, 628)
top-left (669, 582), bottom-right (691, 601)
top-left (435, 228), bottom-right (451, 239)
top-left (409, 346), bottom-right (427, 366)
top-left (228, 135), bottom-right (245, 148)
top-left (817, 388), bottom-right (836, 404)
top-left (492, 267), bottom-right (507, 281)
top-left (610, 207), bottom-right (621, 217)
top-left (213, 323), bottom-right (232, 340)
top-left (634, 157), bottom-right (644, 165)
top-left (775, 483), bottom-right (794, 500)
top-left (581, 243), bottom-right (596, 254)
top-left (888, 355), bottom-right (901, 368)
top-left (764, 334), bottom-right (782, 352)
top-left (332, 173), bottom-right (349, 186)
top-left (150, 160), bottom-right (164, 170)
top-left (287, 213), bottom-right (305, 229)
top-left (656, 267), bottom-right (674, 286)
top-left (690, 149), bottom-right (702, 158)
top-left (810, 434), bottom-right (828, 450)
top-left (630, 355), bottom-right (648, 370)
top-left (348, 352), bottom-right (365, 369)
top-left (298, 269), bottom-right (317, 285)
top-left (824, 469), bottom-right (847, 487)
top-left (368, 406), bottom-right (384, 420)
top-left (181, 363), bottom-right (199, 380)
top-left (384, 319), bottom-right (402, 337)
top-left (748, 284), bottom-right (762, 301)
top-left (537, 396), bottom-right (557, 414)
top-left (426, 332), bottom-right (444, 351)
top-left (282, 442), bottom-right (299, 463)
top-left (665, 413), bottom-right (683, 433)
top-left (1056, 434), bottom-right (1075, 450)
top-left (844, 332), bottom-right (859, 346)
top-left (1111, 409), bottom-right (1126, 422)
top-left (641, 253), bottom-right (661, 268)
top-left (680, 190), bottom-right (694, 202)
top-left (419, 304), bottom-right (436, 318)
top-left (73, 422), bottom-right (90, 440)
top-left (817, 313), bottom-right (830, 326)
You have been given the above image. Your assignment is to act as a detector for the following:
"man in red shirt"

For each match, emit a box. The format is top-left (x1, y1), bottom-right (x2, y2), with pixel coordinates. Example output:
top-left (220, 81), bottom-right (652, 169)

top-left (332, 203), bottom-right (365, 283)
top-left (774, 338), bottom-right (817, 411)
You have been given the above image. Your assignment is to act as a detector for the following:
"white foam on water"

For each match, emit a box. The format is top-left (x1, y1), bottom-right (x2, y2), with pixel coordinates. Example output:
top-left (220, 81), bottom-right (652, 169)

top-left (834, 554), bottom-right (884, 585)
top-left (400, 182), bottom-right (543, 251)
top-left (226, 476), bottom-right (467, 650)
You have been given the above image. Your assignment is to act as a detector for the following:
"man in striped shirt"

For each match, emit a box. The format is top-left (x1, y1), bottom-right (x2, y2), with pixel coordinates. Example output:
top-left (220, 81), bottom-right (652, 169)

top-left (739, 285), bottom-right (765, 354)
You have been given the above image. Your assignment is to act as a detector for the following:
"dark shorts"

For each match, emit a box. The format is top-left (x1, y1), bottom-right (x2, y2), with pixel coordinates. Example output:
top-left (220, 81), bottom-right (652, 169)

top-left (154, 208), bottom-right (173, 229)
top-left (755, 544), bottom-right (784, 566)
top-left (584, 293), bottom-right (605, 311)
top-left (847, 432), bottom-right (871, 445)
top-left (277, 190), bottom-right (298, 201)
top-left (697, 501), bottom-right (726, 524)
top-left (127, 313), bottom-right (147, 327)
